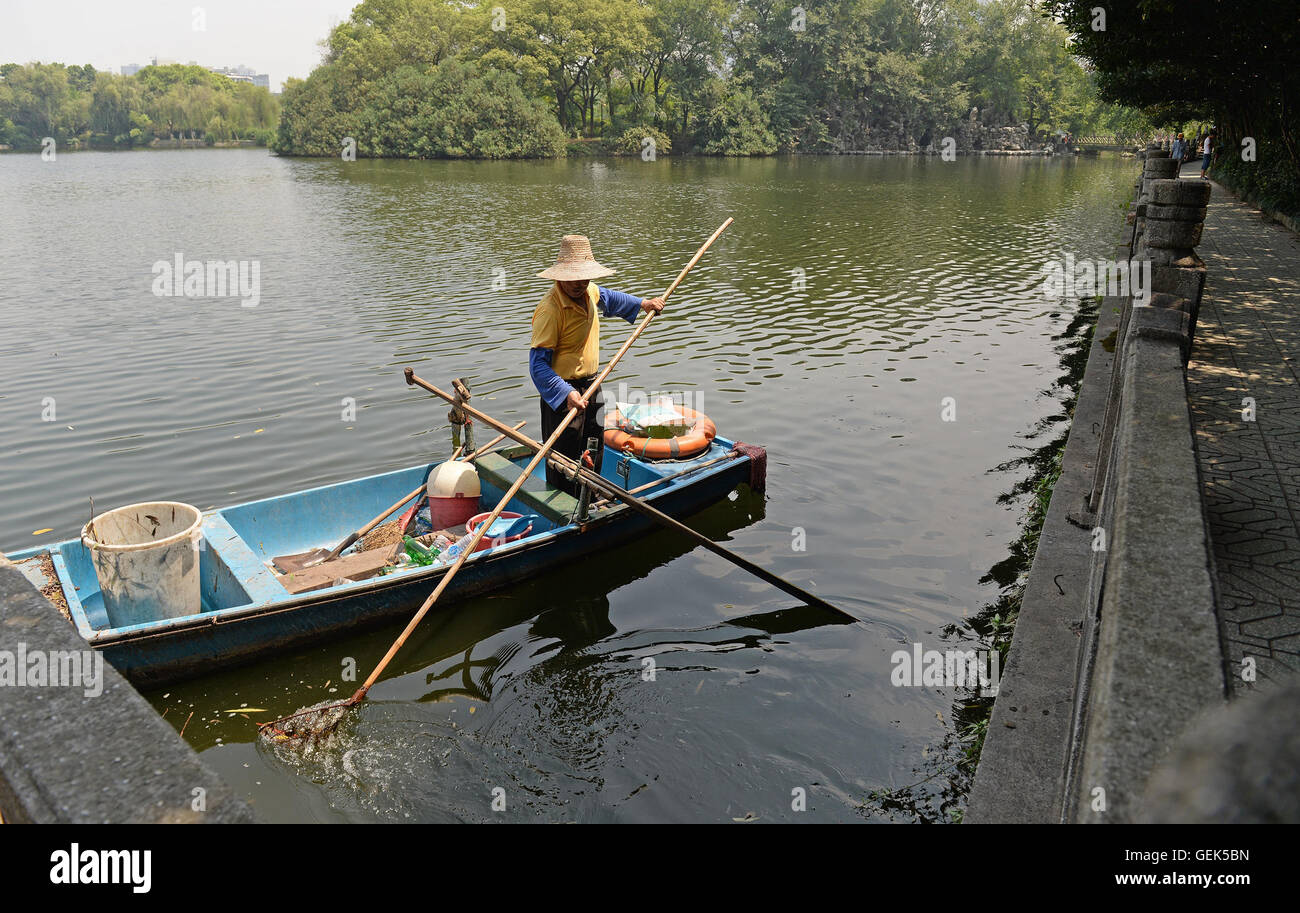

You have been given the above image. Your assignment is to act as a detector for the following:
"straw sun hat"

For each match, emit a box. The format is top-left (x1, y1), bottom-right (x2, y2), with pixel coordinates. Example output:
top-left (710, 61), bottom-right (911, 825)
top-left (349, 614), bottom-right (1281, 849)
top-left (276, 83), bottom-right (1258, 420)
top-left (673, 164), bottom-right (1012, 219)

top-left (537, 234), bottom-right (617, 281)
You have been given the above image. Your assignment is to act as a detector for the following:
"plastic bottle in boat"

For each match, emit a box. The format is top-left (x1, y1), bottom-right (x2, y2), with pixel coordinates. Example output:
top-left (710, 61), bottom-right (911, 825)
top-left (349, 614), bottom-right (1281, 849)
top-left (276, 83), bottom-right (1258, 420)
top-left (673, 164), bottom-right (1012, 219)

top-left (435, 532), bottom-right (476, 565)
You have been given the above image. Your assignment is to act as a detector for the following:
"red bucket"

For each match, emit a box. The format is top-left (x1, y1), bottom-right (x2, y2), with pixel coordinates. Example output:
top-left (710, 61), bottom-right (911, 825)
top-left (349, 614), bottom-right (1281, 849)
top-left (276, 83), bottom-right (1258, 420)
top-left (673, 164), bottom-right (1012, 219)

top-left (465, 511), bottom-right (533, 552)
top-left (431, 494), bottom-right (481, 531)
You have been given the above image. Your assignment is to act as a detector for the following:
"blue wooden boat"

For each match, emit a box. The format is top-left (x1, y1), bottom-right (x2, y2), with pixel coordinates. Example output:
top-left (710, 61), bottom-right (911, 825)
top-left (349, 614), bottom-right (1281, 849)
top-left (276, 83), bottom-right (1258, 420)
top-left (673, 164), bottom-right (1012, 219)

top-left (8, 440), bottom-right (756, 688)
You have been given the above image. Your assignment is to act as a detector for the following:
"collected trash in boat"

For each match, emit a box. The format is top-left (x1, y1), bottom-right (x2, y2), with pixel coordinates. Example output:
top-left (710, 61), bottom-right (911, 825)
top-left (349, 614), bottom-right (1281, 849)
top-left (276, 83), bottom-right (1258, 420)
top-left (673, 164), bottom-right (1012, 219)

top-left (271, 422), bottom-right (519, 572)
top-left (611, 395), bottom-right (694, 438)
top-left (465, 512), bottom-right (537, 552)
top-left (605, 398), bottom-right (717, 459)
top-left (360, 517), bottom-right (407, 552)
top-left (403, 499), bottom-right (436, 537)
top-left (270, 483), bottom-right (425, 573)
top-left (399, 534), bottom-right (448, 566)
top-left (278, 530), bottom-right (458, 594)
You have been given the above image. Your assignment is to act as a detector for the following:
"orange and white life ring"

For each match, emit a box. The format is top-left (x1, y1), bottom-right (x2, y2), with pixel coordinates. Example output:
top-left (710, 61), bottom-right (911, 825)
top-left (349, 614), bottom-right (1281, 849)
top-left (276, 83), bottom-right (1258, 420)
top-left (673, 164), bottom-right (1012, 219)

top-left (603, 406), bottom-right (716, 459)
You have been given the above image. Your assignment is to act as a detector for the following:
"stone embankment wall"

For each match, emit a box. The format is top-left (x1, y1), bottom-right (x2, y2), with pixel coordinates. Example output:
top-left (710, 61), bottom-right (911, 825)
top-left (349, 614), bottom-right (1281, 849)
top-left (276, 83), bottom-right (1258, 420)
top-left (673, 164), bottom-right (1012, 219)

top-left (0, 553), bottom-right (255, 823)
top-left (967, 145), bottom-right (1227, 822)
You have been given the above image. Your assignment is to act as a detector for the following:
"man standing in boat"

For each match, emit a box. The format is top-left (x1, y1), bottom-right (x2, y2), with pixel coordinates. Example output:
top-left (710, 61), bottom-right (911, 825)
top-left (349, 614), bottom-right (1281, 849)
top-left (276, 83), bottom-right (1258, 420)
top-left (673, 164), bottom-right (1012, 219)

top-left (530, 235), bottom-right (664, 495)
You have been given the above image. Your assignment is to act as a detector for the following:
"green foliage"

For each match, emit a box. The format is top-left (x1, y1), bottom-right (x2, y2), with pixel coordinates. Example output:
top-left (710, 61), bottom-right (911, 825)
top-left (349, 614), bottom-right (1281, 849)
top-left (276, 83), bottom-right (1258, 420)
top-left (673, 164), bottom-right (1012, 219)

top-left (1045, 0), bottom-right (1298, 214)
top-left (2, 0), bottom-right (1150, 159)
top-left (272, 73), bottom-right (362, 157)
top-left (612, 125), bottom-right (671, 156)
top-left (1213, 138), bottom-right (1300, 219)
top-left (564, 137), bottom-right (611, 156)
top-left (274, 1), bottom-right (566, 158)
top-left (0, 61), bottom-right (279, 149)
top-left (701, 85), bottom-right (777, 156)
top-left (270, 0), bottom-right (1142, 158)
top-left (0, 115), bottom-right (21, 147)
top-left (276, 56), bottom-right (565, 159)
top-left (369, 61), bottom-right (567, 159)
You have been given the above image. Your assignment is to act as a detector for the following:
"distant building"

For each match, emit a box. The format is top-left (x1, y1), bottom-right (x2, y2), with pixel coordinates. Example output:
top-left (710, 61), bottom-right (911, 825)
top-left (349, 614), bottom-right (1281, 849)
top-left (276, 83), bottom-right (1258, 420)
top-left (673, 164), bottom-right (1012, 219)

top-left (207, 65), bottom-right (270, 89)
top-left (124, 56), bottom-right (178, 73)
top-left (121, 59), bottom-right (269, 89)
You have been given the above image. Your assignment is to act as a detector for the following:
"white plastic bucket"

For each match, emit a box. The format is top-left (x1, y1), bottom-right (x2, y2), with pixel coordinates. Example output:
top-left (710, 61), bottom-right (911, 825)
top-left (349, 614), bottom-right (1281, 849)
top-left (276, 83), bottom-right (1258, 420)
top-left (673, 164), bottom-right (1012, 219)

top-left (81, 501), bottom-right (203, 628)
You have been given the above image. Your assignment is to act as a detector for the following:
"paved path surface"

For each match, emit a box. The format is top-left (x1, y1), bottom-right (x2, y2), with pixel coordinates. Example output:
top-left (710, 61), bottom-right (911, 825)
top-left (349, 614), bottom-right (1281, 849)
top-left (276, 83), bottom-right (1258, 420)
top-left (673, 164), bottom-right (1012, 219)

top-left (1186, 168), bottom-right (1300, 694)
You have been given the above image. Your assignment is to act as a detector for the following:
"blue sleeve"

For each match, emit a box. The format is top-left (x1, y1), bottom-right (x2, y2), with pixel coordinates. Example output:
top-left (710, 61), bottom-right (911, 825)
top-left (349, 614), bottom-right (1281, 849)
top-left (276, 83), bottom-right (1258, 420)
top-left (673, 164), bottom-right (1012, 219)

top-left (530, 347), bottom-right (574, 411)
top-left (598, 286), bottom-right (643, 322)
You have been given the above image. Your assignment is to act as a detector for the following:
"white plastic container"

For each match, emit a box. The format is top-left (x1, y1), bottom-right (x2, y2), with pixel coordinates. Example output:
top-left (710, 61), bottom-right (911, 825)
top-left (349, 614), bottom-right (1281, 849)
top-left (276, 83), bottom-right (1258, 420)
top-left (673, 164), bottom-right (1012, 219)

top-left (426, 461), bottom-right (481, 530)
top-left (427, 460), bottom-right (481, 499)
top-left (81, 501), bottom-right (203, 628)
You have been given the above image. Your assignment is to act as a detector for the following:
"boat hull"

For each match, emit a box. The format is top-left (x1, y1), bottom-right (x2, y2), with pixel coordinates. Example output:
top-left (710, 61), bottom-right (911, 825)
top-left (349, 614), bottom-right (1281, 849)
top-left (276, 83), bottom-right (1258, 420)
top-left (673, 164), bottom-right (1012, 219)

top-left (8, 441), bottom-right (753, 687)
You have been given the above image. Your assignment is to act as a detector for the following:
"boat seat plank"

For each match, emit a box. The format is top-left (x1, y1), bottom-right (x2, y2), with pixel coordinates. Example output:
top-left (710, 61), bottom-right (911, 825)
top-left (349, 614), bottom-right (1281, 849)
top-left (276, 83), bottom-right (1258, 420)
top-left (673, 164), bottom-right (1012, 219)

top-left (204, 513), bottom-right (301, 605)
top-left (473, 452), bottom-right (579, 524)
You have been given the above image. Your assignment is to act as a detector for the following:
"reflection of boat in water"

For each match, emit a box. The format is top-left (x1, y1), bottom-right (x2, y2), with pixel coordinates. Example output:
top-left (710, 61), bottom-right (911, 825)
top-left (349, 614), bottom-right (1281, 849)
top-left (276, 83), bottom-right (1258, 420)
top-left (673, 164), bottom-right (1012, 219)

top-left (9, 439), bottom-right (759, 688)
top-left (402, 495), bottom-right (853, 707)
top-left (416, 602), bottom-right (858, 707)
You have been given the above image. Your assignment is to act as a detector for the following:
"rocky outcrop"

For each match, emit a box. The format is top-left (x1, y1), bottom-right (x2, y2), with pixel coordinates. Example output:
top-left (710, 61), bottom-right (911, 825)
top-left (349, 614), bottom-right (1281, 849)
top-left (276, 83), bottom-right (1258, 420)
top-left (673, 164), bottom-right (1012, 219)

top-left (836, 110), bottom-right (1053, 155)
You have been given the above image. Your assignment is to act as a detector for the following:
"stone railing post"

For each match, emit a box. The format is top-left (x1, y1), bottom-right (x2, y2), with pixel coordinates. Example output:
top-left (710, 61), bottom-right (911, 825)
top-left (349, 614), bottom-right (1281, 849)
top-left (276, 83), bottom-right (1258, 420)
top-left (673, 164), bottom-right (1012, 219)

top-left (1132, 156), bottom-right (1179, 244)
top-left (1139, 179), bottom-right (1212, 360)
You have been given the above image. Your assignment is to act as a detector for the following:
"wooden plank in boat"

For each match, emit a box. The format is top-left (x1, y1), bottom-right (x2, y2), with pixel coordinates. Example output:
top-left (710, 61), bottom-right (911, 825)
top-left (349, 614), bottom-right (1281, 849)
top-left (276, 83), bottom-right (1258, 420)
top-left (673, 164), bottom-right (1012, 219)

top-left (275, 529), bottom-right (463, 595)
top-left (494, 444), bottom-right (535, 461)
top-left (278, 543), bottom-right (404, 595)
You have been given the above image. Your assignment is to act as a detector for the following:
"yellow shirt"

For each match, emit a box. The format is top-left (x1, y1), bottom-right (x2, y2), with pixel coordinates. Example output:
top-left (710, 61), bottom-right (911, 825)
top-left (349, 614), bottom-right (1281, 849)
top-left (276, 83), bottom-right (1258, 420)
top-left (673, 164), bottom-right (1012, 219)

top-left (530, 282), bottom-right (601, 380)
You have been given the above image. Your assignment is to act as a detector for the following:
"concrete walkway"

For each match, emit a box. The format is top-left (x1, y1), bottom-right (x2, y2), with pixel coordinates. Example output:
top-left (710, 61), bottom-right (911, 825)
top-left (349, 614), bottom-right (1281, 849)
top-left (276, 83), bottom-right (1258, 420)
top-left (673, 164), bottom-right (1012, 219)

top-left (1186, 169), bottom-right (1300, 694)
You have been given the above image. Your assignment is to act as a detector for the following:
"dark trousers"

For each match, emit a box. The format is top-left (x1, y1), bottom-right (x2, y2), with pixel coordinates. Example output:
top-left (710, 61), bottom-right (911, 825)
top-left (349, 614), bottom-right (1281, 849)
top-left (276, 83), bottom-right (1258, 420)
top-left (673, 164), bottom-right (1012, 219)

top-left (540, 375), bottom-right (605, 496)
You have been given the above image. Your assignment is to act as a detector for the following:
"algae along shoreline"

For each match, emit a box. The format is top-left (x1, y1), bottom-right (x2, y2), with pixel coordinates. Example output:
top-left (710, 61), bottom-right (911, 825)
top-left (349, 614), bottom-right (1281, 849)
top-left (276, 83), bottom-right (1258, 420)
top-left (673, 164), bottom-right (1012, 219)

top-left (959, 295), bottom-right (1101, 818)
top-left (862, 293), bottom-right (1101, 823)
top-left (966, 299), bottom-right (1100, 693)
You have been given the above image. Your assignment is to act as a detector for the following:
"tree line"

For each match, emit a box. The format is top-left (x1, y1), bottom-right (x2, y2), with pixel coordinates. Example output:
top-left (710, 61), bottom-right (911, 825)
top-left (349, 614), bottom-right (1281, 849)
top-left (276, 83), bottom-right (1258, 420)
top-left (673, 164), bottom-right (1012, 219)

top-left (0, 62), bottom-right (280, 150)
top-left (274, 0), bottom-right (1149, 159)
top-left (1046, 0), bottom-right (1298, 216)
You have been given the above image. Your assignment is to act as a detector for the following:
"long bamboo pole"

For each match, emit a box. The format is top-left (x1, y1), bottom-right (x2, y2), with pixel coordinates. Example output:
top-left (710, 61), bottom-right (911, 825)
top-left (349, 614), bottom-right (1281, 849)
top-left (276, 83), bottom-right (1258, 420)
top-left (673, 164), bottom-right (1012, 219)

top-left (265, 220), bottom-right (733, 729)
top-left (344, 219), bottom-right (731, 703)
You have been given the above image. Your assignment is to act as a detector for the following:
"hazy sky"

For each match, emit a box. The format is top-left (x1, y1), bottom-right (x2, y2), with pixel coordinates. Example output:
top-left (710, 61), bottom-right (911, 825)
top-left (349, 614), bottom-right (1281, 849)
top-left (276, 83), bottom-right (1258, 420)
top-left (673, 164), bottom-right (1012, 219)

top-left (1, 0), bottom-right (362, 91)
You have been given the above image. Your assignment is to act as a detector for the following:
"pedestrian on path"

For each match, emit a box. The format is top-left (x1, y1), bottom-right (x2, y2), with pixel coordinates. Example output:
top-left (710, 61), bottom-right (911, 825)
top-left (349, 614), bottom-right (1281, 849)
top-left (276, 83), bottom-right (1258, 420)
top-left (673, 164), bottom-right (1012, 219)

top-left (1201, 130), bottom-right (1216, 180)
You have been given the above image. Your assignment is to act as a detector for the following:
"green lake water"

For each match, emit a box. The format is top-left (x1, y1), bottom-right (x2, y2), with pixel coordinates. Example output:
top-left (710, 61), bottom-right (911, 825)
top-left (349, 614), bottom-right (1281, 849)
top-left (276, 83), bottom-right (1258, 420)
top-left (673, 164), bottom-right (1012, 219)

top-left (0, 149), bottom-right (1135, 821)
